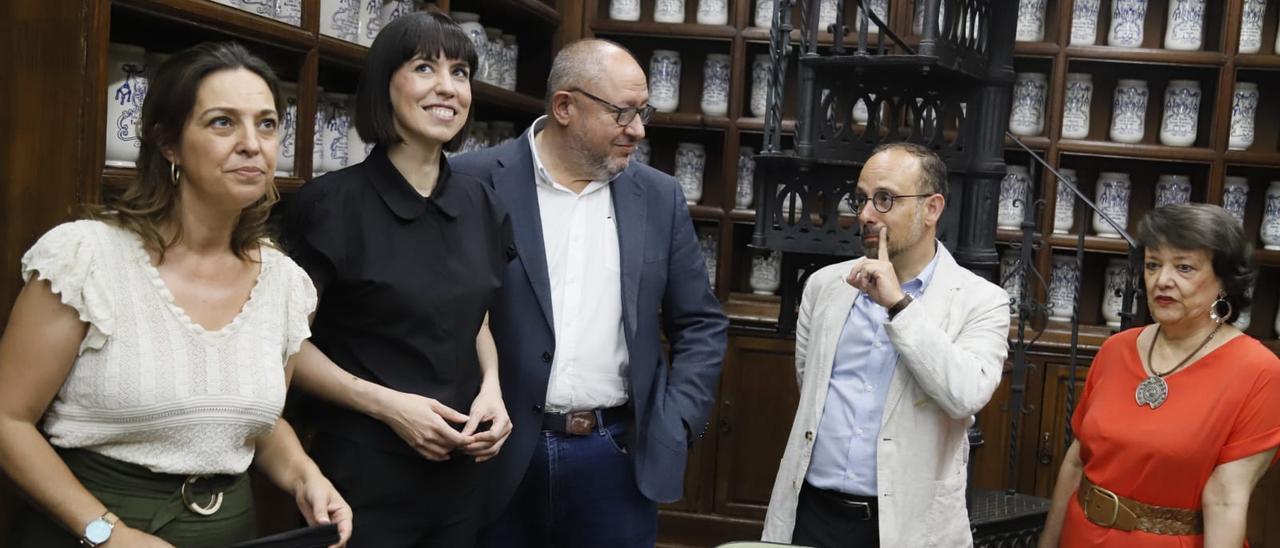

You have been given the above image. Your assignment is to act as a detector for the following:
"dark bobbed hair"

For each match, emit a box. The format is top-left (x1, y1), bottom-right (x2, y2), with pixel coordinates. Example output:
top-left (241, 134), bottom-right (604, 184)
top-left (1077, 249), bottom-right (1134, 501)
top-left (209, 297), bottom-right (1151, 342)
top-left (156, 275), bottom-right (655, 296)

top-left (869, 141), bottom-right (949, 198)
top-left (1136, 203), bottom-right (1257, 322)
top-left (354, 9), bottom-right (478, 152)
top-left (91, 41), bottom-right (283, 263)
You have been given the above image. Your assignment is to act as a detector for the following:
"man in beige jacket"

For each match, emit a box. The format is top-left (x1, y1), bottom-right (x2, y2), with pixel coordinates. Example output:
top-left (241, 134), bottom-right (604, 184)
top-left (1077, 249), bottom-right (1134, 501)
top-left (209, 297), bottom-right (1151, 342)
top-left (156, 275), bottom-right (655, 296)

top-left (762, 143), bottom-right (1010, 547)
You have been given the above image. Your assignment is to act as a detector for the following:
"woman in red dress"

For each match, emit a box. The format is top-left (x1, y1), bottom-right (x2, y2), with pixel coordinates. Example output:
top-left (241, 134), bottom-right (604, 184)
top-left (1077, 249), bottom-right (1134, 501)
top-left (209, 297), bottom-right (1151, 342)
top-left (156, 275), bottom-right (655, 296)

top-left (1039, 203), bottom-right (1280, 547)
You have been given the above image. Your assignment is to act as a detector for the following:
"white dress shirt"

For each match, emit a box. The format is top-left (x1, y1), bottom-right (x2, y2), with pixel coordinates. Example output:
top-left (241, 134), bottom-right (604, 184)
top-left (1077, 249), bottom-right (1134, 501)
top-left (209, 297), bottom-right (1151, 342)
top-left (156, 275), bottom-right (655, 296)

top-left (527, 117), bottom-right (630, 412)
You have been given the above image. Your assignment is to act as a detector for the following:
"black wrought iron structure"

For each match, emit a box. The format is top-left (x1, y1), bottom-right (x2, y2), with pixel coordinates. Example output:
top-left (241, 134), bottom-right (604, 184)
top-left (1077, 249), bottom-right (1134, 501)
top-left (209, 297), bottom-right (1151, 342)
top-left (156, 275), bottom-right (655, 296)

top-left (752, 0), bottom-right (1144, 545)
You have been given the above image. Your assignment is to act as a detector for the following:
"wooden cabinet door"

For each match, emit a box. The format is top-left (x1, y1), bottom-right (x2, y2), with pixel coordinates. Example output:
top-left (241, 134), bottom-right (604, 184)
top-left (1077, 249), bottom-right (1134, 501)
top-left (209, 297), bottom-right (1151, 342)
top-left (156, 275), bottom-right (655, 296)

top-left (1034, 361), bottom-right (1091, 497)
top-left (970, 357), bottom-right (1047, 495)
top-left (712, 335), bottom-right (799, 519)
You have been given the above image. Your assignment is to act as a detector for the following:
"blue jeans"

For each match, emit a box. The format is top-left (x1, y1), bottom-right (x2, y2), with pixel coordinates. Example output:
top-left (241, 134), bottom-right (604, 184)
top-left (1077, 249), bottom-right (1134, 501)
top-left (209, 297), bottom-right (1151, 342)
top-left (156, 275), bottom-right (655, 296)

top-left (480, 420), bottom-right (658, 548)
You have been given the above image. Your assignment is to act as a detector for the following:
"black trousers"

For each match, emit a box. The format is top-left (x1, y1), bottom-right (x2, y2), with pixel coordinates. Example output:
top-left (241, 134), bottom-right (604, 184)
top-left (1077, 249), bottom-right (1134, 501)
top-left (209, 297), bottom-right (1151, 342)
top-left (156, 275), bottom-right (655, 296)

top-left (791, 482), bottom-right (880, 548)
top-left (309, 432), bottom-right (482, 548)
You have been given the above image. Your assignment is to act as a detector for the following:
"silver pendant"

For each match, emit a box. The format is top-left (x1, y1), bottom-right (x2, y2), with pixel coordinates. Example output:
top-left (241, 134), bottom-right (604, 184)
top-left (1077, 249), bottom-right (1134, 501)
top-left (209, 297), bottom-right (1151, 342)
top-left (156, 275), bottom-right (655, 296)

top-left (1135, 375), bottom-right (1168, 409)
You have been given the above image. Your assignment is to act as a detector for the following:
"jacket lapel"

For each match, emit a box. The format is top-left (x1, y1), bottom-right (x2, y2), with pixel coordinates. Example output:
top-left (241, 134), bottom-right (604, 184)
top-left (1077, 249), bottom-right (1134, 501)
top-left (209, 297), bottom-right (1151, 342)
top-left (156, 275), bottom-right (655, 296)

top-left (611, 169), bottom-right (645, 339)
top-left (882, 247), bottom-right (962, 422)
top-left (495, 137), bottom-right (555, 330)
top-left (811, 264), bottom-right (859, 422)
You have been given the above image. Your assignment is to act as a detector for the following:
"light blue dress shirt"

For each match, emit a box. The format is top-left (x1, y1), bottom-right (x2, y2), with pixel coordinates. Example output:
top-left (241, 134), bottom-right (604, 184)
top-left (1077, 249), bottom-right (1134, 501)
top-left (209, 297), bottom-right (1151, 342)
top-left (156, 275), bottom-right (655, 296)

top-left (805, 248), bottom-right (941, 496)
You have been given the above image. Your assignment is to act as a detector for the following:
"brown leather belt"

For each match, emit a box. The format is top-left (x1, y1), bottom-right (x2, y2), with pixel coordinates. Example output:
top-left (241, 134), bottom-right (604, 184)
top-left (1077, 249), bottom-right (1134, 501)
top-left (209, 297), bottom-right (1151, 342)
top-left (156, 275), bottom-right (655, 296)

top-left (1078, 476), bottom-right (1203, 535)
top-left (541, 406), bottom-right (631, 435)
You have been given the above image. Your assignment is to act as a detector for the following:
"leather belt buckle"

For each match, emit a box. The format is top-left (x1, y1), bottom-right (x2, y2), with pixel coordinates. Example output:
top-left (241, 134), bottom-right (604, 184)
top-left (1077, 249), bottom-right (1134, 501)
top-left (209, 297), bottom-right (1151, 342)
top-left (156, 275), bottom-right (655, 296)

top-left (1086, 486), bottom-right (1122, 528)
top-left (565, 411), bottom-right (597, 435)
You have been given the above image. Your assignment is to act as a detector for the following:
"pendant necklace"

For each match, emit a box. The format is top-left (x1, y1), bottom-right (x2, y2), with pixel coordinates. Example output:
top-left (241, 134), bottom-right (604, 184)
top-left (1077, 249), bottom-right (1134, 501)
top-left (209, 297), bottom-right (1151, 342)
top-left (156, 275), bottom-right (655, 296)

top-left (1135, 323), bottom-right (1221, 409)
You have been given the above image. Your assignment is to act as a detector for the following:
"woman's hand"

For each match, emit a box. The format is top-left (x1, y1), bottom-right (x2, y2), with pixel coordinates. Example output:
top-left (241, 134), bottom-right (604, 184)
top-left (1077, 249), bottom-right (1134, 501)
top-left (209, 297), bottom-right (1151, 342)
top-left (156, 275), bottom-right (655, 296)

top-left (103, 524), bottom-right (174, 547)
top-left (460, 381), bottom-right (513, 462)
top-left (293, 471), bottom-right (353, 548)
top-left (376, 390), bottom-right (473, 461)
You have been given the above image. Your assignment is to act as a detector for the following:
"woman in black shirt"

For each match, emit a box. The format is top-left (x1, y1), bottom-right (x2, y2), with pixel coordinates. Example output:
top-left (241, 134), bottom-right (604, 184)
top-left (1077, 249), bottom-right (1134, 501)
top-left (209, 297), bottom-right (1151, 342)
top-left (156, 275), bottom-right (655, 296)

top-left (283, 11), bottom-right (514, 548)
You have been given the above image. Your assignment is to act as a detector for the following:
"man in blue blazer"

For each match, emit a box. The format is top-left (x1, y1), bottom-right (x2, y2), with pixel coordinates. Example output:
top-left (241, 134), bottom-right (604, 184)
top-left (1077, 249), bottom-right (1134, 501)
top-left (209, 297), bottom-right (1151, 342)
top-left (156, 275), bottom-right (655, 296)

top-left (451, 39), bottom-right (728, 548)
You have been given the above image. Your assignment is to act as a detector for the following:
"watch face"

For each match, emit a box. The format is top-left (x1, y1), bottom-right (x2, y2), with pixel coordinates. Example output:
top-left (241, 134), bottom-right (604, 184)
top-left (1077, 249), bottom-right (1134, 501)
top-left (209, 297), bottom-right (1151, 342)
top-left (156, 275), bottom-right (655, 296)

top-left (85, 519), bottom-right (112, 543)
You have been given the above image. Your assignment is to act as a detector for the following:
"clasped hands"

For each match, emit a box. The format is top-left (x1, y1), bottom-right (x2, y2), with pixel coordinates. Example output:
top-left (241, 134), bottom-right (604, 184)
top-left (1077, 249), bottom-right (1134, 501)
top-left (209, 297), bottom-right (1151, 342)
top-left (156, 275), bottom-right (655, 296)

top-left (846, 226), bottom-right (906, 309)
top-left (380, 381), bottom-right (513, 462)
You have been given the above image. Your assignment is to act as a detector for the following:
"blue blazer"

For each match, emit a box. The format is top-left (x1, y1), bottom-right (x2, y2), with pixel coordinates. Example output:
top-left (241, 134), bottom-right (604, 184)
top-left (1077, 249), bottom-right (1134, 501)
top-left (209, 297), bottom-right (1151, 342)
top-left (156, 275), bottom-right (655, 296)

top-left (451, 133), bottom-right (728, 514)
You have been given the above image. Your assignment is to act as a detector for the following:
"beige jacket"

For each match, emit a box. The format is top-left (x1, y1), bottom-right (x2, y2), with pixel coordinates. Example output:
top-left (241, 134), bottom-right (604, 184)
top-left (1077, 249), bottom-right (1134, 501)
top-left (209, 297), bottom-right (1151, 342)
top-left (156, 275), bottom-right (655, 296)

top-left (762, 245), bottom-right (1010, 547)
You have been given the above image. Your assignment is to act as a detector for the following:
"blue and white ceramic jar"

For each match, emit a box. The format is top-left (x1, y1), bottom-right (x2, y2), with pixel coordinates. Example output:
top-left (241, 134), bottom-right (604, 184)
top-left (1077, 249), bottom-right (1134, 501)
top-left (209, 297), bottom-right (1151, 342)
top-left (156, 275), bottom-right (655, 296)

top-left (1107, 0), bottom-right (1148, 47)
top-left (754, 0), bottom-right (775, 28)
top-left (701, 53), bottom-right (730, 117)
top-left (275, 0), bottom-right (302, 25)
top-left (1017, 0), bottom-right (1047, 42)
top-left (276, 82), bottom-right (298, 176)
top-left (819, 0), bottom-right (838, 33)
top-left (1223, 176), bottom-right (1250, 226)
top-left (1000, 248), bottom-right (1024, 312)
top-left (632, 139), bottom-right (651, 165)
top-left (675, 142), bottom-right (706, 205)
top-left (233, 0), bottom-right (275, 17)
top-left (655, 0), bottom-right (686, 23)
top-left (1054, 168), bottom-right (1079, 234)
top-left (1071, 0), bottom-right (1102, 45)
top-left (501, 35), bottom-right (518, 91)
top-left (1049, 254), bottom-right (1080, 322)
top-left (1154, 174), bottom-right (1192, 207)
top-left (750, 54), bottom-right (771, 118)
top-left (1102, 258), bottom-right (1130, 328)
top-left (697, 0), bottom-right (728, 25)
top-left (698, 228), bottom-right (718, 288)
top-left (998, 165), bottom-right (1032, 229)
top-left (1110, 79), bottom-right (1149, 144)
top-left (321, 92), bottom-right (351, 173)
top-left (1240, 0), bottom-right (1268, 54)
top-left (650, 50), bottom-right (682, 113)
top-left (736, 146), bottom-right (755, 210)
top-left (1229, 82), bottom-right (1260, 150)
top-left (1062, 73), bottom-right (1093, 139)
top-left (856, 0), bottom-right (888, 34)
top-left (105, 43), bottom-right (148, 168)
top-left (320, 0), bottom-right (359, 41)
top-left (359, 0), bottom-right (381, 47)
top-left (312, 86), bottom-right (326, 174)
top-left (1093, 172), bottom-right (1131, 238)
top-left (1010, 72), bottom-right (1047, 136)
top-left (1261, 181), bottom-right (1280, 250)
top-left (1159, 79), bottom-right (1201, 147)
top-left (610, 0), bottom-right (641, 21)
top-left (1164, 0), bottom-right (1205, 50)
top-left (750, 250), bottom-right (782, 295)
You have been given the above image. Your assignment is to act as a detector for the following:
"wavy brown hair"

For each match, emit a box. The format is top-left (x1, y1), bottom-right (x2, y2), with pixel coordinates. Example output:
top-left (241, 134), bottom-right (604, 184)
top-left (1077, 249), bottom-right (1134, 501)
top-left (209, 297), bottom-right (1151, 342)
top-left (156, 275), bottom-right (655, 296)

top-left (91, 41), bottom-right (284, 263)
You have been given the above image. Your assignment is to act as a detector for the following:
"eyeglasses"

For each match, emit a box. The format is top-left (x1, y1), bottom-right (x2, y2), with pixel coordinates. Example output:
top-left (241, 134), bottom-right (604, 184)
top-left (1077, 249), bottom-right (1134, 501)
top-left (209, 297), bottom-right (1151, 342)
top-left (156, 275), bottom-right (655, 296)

top-left (847, 190), bottom-right (935, 214)
top-left (569, 87), bottom-right (655, 127)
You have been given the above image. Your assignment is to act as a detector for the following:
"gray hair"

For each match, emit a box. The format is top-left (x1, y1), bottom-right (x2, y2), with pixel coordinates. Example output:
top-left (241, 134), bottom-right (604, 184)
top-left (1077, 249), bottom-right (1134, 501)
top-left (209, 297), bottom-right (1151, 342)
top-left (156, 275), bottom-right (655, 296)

top-left (870, 142), bottom-right (948, 197)
top-left (545, 39), bottom-right (637, 111)
top-left (1136, 203), bottom-right (1256, 322)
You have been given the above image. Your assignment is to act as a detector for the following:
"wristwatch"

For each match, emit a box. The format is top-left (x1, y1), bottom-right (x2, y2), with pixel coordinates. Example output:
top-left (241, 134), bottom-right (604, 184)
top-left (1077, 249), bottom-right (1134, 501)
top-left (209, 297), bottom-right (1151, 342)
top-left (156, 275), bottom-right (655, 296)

top-left (887, 294), bottom-right (914, 320)
top-left (80, 511), bottom-right (117, 547)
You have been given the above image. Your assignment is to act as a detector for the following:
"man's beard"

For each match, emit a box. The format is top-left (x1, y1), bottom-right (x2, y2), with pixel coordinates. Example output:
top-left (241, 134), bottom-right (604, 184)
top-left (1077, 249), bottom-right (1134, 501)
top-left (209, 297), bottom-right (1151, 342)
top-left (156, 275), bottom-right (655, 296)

top-left (567, 128), bottom-right (628, 181)
top-left (863, 205), bottom-right (926, 258)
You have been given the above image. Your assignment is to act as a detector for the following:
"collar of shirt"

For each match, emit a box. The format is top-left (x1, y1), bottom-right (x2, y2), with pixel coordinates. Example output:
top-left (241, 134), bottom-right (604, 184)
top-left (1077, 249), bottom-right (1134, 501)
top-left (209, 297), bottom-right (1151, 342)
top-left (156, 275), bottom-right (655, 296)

top-left (526, 116), bottom-right (622, 196)
top-left (858, 240), bottom-right (943, 307)
top-left (365, 144), bottom-right (462, 220)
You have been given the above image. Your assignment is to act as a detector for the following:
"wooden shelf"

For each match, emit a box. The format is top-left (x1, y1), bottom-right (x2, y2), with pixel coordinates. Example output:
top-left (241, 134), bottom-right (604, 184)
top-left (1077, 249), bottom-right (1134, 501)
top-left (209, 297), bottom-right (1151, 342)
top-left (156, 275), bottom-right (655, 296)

top-left (318, 36), bottom-right (367, 68)
top-left (589, 20), bottom-right (736, 40)
top-left (1255, 249), bottom-right (1280, 267)
top-left (1057, 140), bottom-right (1216, 163)
top-left (736, 117), bottom-right (796, 133)
top-left (1005, 134), bottom-right (1050, 150)
top-left (1013, 41), bottom-right (1059, 57)
top-left (729, 209), bottom-right (757, 222)
top-left (472, 81), bottom-right (544, 113)
top-left (114, 0), bottom-right (314, 52)
top-left (1064, 46), bottom-right (1225, 67)
top-left (741, 27), bottom-right (841, 46)
top-left (647, 112), bottom-right (731, 130)
top-left (1234, 54), bottom-right (1280, 69)
top-left (725, 292), bottom-right (781, 326)
top-left (1046, 233), bottom-right (1132, 254)
top-left (1223, 150), bottom-right (1280, 168)
top-left (464, 0), bottom-right (562, 28)
top-left (102, 166), bottom-right (304, 194)
top-left (688, 204), bottom-right (723, 219)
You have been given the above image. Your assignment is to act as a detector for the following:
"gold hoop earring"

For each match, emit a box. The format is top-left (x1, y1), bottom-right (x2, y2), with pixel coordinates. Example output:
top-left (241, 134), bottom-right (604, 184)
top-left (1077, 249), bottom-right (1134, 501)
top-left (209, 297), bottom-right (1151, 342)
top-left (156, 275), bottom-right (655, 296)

top-left (170, 163), bottom-right (181, 186)
top-left (1209, 297), bottom-right (1232, 325)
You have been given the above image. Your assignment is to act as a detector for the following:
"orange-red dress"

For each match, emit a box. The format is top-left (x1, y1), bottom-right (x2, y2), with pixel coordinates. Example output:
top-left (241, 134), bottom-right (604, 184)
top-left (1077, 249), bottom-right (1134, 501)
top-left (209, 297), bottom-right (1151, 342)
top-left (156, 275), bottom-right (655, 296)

top-left (1061, 327), bottom-right (1280, 547)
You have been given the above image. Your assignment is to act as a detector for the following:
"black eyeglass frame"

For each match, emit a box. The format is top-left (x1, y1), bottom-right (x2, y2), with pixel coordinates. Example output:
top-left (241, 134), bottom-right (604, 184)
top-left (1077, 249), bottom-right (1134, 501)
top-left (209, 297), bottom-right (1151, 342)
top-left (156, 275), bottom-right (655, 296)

top-left (568, 87), bottom-right (655, 127)
top-left (846, 190), bottom-right (937, 214)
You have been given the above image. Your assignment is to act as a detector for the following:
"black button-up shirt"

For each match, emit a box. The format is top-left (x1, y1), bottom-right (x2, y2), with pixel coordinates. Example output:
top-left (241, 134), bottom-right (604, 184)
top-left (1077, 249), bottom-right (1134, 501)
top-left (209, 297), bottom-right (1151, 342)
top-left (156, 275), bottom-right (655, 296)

top-left (282, 146), bottom-right (514, 453)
